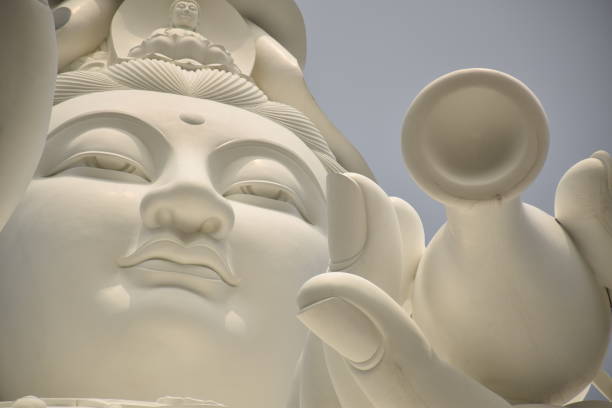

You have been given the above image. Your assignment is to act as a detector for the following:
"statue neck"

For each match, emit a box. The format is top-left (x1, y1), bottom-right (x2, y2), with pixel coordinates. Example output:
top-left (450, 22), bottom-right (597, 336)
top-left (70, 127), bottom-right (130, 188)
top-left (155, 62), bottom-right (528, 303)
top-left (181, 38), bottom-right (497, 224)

top-left (444, 197), bottom-right (526, 245)
top-left (171, 23), bottom-right (197, 31)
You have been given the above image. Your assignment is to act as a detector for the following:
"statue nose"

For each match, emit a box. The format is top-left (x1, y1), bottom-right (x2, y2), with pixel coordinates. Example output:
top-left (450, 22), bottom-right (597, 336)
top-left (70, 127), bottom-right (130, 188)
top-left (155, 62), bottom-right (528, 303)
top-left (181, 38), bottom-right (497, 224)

top-left (140, 182), bottom-right (235, 239)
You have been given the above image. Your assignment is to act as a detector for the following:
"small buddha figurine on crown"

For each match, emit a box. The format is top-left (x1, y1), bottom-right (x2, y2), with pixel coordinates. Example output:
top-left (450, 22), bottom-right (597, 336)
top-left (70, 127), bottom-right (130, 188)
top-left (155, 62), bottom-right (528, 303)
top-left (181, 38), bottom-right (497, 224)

top-left (127, 0), bottom-right (240, 73)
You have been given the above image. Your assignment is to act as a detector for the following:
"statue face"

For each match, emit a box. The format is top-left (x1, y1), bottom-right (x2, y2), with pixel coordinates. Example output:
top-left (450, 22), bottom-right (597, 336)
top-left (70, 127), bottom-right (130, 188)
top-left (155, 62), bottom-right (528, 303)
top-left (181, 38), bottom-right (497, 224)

top-left (171, 0), bottom-right (199, 30)
top-left (0, 91), bottom-right (329, 408)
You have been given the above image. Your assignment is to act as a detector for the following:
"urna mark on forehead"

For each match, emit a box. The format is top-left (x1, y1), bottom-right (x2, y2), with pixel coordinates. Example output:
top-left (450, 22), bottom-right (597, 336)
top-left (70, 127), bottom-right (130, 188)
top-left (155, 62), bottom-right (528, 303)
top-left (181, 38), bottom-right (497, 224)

top-left (54, 60), bottom-right (345, 175)
top-left (47, 90), bottom-right (330, 188)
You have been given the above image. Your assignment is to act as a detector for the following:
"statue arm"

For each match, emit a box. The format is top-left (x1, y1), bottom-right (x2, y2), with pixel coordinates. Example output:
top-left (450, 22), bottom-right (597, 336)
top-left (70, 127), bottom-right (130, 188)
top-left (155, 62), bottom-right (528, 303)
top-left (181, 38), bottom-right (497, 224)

top-left (53, 0), bottom-right (121, 71)
top-left (555, 150), bottom-right (612, 290)
top-left (0, 0), bottom-right (56, 230)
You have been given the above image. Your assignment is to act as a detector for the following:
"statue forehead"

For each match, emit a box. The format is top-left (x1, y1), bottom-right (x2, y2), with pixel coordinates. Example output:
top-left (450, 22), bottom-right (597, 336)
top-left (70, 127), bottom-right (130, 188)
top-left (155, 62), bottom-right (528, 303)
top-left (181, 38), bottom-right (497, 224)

top-left (52, 90), bottom-right (277, 132)
top-left (49, 90), bottom-right (329, 182)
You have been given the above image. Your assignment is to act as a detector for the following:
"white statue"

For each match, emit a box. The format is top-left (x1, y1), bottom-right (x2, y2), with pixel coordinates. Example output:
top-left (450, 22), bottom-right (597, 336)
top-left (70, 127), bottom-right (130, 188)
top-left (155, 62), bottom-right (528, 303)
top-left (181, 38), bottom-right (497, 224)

top-left (1, 1), bottom-right (612, 408)
top-left (127, 0), bottom-right (240, 73)
top-left (1, 2), bottom-right (361, 407)
top-left (296, 69), bottom-right (612, 408)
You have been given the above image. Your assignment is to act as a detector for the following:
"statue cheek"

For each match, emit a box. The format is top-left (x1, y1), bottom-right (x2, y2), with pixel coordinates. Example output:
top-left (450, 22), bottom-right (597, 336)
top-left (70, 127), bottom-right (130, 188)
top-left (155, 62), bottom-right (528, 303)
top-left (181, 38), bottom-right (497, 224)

top-left (2, 178), bottom-right (143, 273)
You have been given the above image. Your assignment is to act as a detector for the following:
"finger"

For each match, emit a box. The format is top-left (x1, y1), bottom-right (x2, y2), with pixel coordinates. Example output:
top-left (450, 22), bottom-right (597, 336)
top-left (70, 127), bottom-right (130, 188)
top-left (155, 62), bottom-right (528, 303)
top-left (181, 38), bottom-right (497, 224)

top-left (297, 272), bottom-right (427, 365)
top-left (555, 151), bottom-right (612, 290)
top-left (389, 196), bottom-right (425, 304)
top-left (298, 272), bottom-right (512, 408)
top-left (327, 173), bottom-right (367, 271)
top-left (327, 172), bottom-right (404, 301)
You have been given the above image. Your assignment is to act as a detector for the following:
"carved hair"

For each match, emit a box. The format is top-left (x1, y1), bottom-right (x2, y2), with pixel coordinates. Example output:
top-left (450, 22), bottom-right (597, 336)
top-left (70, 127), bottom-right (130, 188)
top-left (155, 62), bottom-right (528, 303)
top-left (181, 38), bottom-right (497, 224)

top-left (170, 0), bottom-right (200, 12)
top-left (54, 60), bottom-right (344, 174)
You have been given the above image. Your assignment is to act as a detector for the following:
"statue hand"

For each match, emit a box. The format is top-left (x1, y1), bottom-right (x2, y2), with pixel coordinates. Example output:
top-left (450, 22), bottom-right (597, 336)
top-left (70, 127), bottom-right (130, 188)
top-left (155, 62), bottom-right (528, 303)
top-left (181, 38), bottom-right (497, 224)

top-left (297, 272), bottom-right (513, 408)
top-left (0, 0), bottom-right (56, 230)
top-left (296, 174), bottom-right (516, 408)
top-left (295, 172), bottom-right (425, 408)
top-left (326, 172), bottom-right (424, 304)
top-left (555, 150), bottom-right (612, 290)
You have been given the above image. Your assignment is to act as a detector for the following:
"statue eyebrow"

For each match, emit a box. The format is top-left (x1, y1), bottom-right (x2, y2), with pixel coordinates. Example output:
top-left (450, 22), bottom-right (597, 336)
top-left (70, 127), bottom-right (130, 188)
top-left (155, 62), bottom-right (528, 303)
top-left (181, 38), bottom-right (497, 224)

top-left (213, 139), bottom-right (326, 200)
top-left (47, 111), bottom-right (165, 144)
top-left (42, 111), bottom-right (169, 176)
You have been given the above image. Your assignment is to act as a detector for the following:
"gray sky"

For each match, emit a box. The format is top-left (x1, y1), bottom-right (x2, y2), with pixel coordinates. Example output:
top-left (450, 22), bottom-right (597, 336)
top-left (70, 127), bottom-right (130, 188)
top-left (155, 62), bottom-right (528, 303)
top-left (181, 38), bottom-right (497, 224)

top-left (295, 0), bottom-right (612, 401)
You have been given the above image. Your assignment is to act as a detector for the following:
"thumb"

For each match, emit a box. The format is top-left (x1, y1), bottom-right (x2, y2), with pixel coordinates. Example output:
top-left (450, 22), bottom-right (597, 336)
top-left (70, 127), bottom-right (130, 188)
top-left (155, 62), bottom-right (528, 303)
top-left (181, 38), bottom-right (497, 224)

top-left (297, 272), bottom-right (512, 408)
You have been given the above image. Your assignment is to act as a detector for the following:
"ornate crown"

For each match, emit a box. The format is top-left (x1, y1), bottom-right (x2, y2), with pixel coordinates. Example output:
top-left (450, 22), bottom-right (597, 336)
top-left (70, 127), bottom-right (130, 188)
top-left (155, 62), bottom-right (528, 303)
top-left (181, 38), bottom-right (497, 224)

top-left (54, 0), bottom-right (348, 175)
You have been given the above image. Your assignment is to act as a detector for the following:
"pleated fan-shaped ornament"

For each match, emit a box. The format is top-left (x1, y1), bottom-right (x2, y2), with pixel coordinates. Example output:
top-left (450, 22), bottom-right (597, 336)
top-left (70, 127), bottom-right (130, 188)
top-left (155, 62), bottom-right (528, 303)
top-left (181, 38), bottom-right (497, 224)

top-left (55, 60), bottom-right (268, 108)
top-left (108, 59), bottom-right (190, 96)
top-left (54, 70), bottom-right (126, 105)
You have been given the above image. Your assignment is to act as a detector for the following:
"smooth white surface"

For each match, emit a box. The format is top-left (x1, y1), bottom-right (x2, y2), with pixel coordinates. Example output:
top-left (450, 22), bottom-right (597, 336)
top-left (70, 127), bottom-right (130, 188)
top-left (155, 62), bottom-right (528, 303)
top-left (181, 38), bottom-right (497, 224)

top-left (401, 71), bottom-right (610, 405)
top-left (54, 0), bottom-right (120, 70)
top-left (403, 70), bottom-right (610, 406)
top-left (0, 0), bottom-right (56, 229)
top-left (295, 70), bottom-right (612, 407)
top-left (403, 68), bottom-right (549, 204)
top-left (226, 0), bottom-right (306, 69)
top-left (1, 2), bottom-right (612, 408)
top-left (0, 91), bottom-right (329, 408)
top-left (556, 151), bottom-right (612, 293)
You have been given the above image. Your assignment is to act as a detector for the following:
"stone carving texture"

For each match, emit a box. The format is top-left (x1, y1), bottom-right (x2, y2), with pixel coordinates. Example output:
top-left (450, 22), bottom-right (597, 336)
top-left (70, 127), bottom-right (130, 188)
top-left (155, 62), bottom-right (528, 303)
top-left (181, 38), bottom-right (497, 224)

top-left (127, 0), bottom-right (240, 73)
top-left (0, 1), bottom-right (611, 408)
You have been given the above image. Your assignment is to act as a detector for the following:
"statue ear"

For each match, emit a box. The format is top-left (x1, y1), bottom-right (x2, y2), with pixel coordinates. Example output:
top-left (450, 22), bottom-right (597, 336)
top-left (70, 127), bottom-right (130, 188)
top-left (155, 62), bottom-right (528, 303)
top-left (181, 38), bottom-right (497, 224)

top-left (249, 21), bottom-right (376, 180)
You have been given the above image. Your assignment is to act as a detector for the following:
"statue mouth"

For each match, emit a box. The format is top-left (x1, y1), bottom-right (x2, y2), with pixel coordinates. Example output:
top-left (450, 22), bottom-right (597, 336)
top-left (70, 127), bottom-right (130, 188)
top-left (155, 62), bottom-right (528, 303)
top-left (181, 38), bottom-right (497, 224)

top-left (117, 239), bottom-right (239, 287)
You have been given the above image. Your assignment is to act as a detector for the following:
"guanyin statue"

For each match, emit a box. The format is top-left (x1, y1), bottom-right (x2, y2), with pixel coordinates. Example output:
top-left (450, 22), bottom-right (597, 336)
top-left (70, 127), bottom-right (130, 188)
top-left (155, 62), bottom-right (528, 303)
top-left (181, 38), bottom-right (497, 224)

top-left (1, 1), bottom-right (612, 408)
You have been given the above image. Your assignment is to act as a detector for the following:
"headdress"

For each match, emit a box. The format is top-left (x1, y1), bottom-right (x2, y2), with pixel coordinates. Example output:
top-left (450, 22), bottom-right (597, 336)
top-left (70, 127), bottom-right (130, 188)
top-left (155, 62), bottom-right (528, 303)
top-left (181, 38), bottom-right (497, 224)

top-left (53, 0), bottom-right (377, 176)
top-left (170, 0), bottom-right (199, 8)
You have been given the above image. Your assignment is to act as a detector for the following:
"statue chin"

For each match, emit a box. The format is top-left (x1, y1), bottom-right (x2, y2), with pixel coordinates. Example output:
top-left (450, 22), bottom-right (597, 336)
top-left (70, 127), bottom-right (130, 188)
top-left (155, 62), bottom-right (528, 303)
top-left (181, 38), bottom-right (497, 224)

top-left (0, 90), bottom-right (330, 408)
top-left (3, 1), bottom-right (612, 408)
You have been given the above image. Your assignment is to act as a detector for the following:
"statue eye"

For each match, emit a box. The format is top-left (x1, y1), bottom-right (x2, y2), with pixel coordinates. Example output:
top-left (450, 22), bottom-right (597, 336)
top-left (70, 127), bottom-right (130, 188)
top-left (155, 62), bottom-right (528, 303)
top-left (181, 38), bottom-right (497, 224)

top-left (188, 5), bottom-right (197, 11)
top-left (48, 152), bottom-right (151, 182)
top-left (224, 180), bottom-right (308, 220)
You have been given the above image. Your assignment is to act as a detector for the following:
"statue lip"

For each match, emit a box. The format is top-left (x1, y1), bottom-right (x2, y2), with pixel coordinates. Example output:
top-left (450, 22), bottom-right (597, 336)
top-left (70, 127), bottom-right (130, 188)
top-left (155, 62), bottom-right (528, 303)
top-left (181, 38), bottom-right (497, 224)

top-left (117, 239), bottom-right (239, 287)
